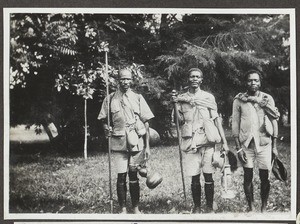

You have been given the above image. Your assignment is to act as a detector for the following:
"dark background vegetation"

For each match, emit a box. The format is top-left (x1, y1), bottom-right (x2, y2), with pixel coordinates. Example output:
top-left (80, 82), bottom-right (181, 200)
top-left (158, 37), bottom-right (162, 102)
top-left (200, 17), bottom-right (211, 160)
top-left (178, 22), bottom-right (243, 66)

top-left (9, 13), bottom-right (290, 154)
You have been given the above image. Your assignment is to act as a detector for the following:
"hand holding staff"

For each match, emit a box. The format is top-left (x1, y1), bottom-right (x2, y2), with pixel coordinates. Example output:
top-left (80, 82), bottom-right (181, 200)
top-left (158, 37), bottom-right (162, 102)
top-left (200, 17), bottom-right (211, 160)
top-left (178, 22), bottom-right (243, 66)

top-left (171, 90), bottom-right (187, 202)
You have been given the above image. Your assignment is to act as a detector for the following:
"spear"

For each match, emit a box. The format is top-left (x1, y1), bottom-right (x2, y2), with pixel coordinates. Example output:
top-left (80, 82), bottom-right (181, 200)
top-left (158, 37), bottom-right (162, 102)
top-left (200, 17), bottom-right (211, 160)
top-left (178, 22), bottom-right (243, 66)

top-left (105, 49), bottom-right (113, 213)
top-left (171, 90), bottom-right (187, 202)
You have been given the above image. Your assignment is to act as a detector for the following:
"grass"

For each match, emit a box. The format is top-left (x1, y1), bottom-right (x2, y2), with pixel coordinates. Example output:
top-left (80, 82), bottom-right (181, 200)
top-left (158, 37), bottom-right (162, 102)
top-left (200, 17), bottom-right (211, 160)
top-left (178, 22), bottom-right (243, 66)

top-left (9, 127), bottom-right (291, 214)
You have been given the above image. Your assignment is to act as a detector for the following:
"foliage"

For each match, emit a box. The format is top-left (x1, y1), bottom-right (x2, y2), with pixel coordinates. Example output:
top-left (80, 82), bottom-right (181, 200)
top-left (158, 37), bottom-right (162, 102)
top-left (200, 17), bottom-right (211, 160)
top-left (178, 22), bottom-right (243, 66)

top-left (10, 13), bottom-right (291, 145)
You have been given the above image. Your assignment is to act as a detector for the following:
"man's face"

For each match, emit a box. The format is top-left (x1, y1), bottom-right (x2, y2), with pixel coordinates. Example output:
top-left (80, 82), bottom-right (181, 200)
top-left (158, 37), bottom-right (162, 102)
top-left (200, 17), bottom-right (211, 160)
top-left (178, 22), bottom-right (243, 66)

top-left (246, 73), bottom-right (261, 93)
top-left (119, 70), bottom-right (132, 92)
top-left (188, 71), bottom-right (203, 89)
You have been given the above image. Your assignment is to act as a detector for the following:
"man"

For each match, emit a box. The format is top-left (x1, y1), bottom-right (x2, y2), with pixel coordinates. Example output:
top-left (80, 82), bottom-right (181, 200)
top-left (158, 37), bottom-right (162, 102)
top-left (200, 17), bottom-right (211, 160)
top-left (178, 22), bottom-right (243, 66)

top-left (232, 70), bottom-right (279, 212)
top-left (171, 68), bottom-right (229, 213)
top-left (98, 69), bottom-right (154, 214)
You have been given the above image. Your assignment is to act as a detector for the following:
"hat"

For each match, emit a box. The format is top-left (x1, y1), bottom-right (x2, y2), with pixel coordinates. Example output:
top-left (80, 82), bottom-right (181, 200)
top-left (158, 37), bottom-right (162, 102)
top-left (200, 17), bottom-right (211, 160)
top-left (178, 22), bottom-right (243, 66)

top-left (272, 153), bottom-right (287, 181)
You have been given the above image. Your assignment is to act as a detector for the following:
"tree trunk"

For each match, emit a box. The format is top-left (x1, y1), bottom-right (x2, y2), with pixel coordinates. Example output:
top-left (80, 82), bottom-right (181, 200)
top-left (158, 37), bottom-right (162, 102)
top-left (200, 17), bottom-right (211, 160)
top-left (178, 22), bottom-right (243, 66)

top-left (84, 99), bottom-right (88, 159)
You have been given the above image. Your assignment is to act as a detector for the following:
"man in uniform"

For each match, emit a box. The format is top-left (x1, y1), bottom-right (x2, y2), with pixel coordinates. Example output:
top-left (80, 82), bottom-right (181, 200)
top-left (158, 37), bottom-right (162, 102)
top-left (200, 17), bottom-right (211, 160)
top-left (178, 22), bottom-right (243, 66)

top-left (232, 70), bottom-right (279, 212)
top-left (98, 69), bottom-right (154, 214)
top-left (171, 68), bottom-right (230, 213)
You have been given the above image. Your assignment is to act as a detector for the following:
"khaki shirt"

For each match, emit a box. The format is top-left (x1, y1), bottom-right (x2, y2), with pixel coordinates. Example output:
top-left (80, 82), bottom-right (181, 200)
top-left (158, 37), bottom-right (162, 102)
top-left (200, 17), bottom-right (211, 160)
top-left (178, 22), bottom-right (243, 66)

top-left (177, 90), bottom-right (219, 152)
top-left (98, 89), bottom-right (154, 151)
top-left (232, 91), bottom-right (276, 150)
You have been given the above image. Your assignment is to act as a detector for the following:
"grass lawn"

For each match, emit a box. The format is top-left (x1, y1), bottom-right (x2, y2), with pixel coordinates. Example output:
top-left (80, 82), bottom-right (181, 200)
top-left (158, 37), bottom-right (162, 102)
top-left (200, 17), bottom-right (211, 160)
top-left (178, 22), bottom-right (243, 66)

top-left (9, 127), bottom-right (291, 215)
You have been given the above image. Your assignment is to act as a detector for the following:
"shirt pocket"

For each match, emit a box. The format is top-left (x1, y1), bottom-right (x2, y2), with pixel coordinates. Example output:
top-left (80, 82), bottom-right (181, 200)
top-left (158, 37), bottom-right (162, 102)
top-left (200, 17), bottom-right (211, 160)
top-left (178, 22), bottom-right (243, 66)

top-left (111, 100), bottom-right (126, 136)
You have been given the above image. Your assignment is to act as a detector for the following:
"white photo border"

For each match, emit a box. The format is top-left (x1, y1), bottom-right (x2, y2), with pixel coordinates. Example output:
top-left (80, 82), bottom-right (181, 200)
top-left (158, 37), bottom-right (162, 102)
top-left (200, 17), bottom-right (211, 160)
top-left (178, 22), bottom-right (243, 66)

top-left (3, 7), bottom-right (297, 222)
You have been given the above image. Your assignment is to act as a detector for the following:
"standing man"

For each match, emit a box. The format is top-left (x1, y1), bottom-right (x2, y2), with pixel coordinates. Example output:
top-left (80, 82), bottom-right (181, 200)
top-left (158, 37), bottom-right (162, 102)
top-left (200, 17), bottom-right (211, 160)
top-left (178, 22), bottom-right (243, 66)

top-left (232, 70), bottom-right (279, 212)
top-left (98, 69), bottom-right (154, 214)
top-left (171, 68), bottom-right (229, 213)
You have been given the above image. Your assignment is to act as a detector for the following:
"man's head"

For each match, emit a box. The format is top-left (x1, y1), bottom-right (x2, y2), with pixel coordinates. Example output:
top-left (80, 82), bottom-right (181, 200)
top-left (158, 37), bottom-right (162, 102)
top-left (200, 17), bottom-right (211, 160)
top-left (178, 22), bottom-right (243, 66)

top-left (188, 68), bottom-right (203, 89)
top-left (245, 70), bottom-right (262, 94)
top-left (118, 69), bottom-right (132, 92)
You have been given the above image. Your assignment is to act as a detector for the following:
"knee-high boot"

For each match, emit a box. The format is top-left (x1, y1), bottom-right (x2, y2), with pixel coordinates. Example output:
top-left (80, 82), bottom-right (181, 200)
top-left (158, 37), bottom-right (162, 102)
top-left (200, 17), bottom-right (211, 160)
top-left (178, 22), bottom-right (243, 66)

top-left (244, 167), bottom-right (254, 211)
top-left (117, 173), bottom-right (127, 213)
top-left (191, 183), bottom-right (201, 213)
top-left (129, 180), bottom-right (140, 213)
top-left (204, 182), bottom-right (214, 211)
top-left (259, 169), bottom-right (270, 212)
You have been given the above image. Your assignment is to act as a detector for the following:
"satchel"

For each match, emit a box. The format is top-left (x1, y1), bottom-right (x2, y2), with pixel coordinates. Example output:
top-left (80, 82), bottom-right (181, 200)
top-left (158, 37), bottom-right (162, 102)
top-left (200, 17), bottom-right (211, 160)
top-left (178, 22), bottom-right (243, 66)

top-left (200, 109), bottom-right (221, 143)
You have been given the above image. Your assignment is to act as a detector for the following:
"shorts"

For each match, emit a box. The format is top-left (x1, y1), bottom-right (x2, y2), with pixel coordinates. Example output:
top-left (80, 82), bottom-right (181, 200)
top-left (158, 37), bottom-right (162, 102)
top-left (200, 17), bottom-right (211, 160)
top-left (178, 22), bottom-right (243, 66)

top-left (242, 140), bottom-right (272, 170)
top-left (114, 150), bottom-right (145, 174)
top-left (183, 146), bottom-right (215, 176)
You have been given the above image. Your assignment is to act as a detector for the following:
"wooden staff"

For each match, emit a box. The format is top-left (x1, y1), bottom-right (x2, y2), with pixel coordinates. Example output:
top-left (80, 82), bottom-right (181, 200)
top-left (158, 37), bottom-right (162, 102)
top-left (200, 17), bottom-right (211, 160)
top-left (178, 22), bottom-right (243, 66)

top-left (171, 90), bottom-right (187, 202)
top-left (105, 50), bottom-right (113, 213)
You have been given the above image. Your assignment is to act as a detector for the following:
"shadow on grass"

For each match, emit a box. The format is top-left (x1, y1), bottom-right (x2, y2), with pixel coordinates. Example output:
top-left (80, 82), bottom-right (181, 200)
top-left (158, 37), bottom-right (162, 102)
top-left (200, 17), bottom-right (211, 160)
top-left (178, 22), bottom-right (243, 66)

top-left (9, 194), bottom-right (112, 214)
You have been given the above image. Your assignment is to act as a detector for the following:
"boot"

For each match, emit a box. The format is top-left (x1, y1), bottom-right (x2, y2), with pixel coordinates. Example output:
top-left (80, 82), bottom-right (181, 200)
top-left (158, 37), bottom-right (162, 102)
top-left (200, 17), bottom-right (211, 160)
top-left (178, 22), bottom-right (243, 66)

top-left (260, 179), bottom-right (270, 212)
top-left (259, 169), bottom-right (270, 213)
top-left (244, 182), bottom-right (253, 212)
top-left (191, 183), bottom-right (201, 213)
top-left (129, 180), bottom-right (141, 214)
top-left (204, 182), bottom-right (214, 213)
top-left (117, 177), bottom-right (127, 214)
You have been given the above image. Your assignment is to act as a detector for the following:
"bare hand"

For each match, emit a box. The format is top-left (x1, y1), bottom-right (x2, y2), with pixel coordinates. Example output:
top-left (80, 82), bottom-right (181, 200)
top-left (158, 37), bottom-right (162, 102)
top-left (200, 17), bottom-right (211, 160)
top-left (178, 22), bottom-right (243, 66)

top-left (222, 143), bottom-right (230, 154)
top-left (144, 146), bottom-right (151, 160)
top-left (237, 149), bottom-right (247, 164)
top-left (171, 90), bottom-right (178, 103)
top-left (272, 147), bottom-right (278, 158)
top-left (104, 126), bottom-right (112, 138)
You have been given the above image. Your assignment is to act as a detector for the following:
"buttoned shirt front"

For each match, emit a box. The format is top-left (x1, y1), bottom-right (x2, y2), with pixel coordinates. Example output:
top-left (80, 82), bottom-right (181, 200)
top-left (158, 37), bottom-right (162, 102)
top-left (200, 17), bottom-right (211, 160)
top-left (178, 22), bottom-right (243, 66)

top-left (232, 91), bottom-right (276, 151)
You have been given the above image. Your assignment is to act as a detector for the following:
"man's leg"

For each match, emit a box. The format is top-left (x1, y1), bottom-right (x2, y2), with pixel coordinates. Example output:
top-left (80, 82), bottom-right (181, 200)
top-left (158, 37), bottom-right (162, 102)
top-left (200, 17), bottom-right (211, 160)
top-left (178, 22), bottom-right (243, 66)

top-left (115, 152), bottom-right (130, 213)
top-left (203, 173), bottom-right (214, 212)
top-left (191, 174), bottom-right (201, 213)
top-left (243, 167), bottom-right (254, 211)
top-left (128, 169), bottom-right (141, 214)
top-left (259, 169), bottom-right (270, 212)
top-left (117, 172), bottom-right (127, 214)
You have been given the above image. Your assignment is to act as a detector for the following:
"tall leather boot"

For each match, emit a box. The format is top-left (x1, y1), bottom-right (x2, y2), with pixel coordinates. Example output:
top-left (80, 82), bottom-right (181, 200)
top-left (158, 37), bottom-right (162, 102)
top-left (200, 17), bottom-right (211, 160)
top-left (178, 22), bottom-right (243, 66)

top-left (117, 173), bottom-right (127, 214)
top-left (204, 182), bottom-right (214, 212)
top-left (259, 169), bottom-right (270, 213)
top-left (244, 167), bottom-right (254, 211)
top-left (129, 180), bottom-right (141, 214)
top-left (191, 183), bottom-right (201, 213)
top-left (244, 181), bottom-right (254, 211)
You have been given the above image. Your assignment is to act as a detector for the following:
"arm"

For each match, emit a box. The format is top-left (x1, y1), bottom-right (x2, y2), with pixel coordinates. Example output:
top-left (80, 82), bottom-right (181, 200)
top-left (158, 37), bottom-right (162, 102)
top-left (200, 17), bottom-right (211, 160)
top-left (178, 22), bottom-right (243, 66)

top-left (98, 96), bottom-right (111, 138)
top-left (214, 117), bottom-right (229, 153)
top-left (232, 99), bottom-right (247, 163)
top-left (269, 97), bottom-right (279, 156)
top-left (143, 122), bottom-right (151, 160)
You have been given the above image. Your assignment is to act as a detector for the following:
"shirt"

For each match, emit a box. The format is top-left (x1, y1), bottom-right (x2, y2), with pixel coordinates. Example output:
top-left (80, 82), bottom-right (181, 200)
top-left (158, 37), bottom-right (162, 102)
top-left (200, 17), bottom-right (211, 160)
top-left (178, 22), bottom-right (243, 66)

top-left (232, 91), bottom-right (276, 150)
top-left (177, 89), bottom-right (219, 152)
top-left (98, 89), bottom-right (154, 151)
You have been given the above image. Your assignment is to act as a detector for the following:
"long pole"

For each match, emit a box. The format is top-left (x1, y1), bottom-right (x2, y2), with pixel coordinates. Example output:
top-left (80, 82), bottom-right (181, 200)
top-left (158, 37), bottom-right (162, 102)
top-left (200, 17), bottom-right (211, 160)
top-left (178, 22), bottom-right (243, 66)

top-left (105, 50), bottom-right (113, 213)
top-left (171, 90), bottom-right (187, 202)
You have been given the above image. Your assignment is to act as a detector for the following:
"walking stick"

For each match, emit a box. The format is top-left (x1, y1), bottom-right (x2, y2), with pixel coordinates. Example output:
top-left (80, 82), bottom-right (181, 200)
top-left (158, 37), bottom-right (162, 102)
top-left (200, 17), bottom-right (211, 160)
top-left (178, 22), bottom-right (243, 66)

top-left (105, 50), bottom-right (113, 213)
top-left (171, 90), bottom-right (187, 202)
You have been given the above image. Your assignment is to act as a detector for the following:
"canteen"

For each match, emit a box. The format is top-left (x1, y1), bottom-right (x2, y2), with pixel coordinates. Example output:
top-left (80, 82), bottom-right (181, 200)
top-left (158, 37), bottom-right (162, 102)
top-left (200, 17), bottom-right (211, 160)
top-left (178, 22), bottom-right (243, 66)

top-left (146, 172), bottom-right (163, 189)
top-left (126, 129), bottom-right (139, 147)
top-left (137, 165), bottom-right (148, 178)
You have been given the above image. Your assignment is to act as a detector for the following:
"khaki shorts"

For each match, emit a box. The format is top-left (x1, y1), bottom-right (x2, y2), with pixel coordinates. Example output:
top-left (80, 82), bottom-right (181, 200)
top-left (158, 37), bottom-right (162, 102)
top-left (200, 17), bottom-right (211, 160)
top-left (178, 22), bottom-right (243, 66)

top-left (114, 151), bottom-right (145, 174)
top-left (243, 140), bottom-right (272, 170)
top-left (183, 146), bottom-right (215, 176)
